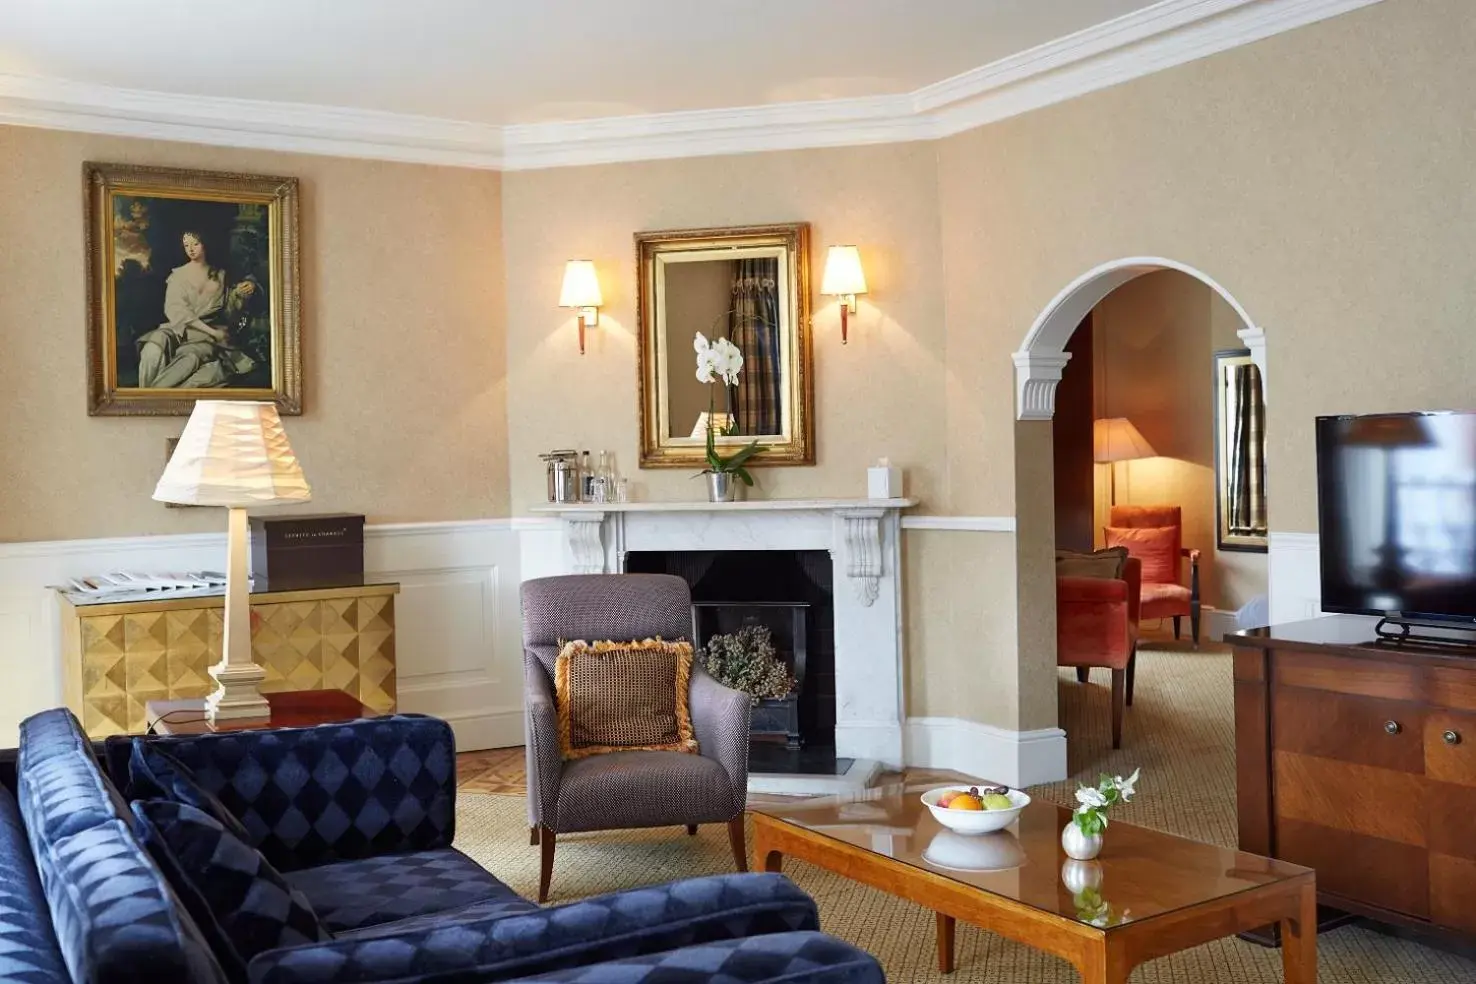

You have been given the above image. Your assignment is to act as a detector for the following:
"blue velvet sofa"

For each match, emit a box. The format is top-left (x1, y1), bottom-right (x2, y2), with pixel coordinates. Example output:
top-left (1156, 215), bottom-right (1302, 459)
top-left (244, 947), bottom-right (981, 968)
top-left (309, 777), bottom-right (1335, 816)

top-left (0, 708), bottom-right (882, 984)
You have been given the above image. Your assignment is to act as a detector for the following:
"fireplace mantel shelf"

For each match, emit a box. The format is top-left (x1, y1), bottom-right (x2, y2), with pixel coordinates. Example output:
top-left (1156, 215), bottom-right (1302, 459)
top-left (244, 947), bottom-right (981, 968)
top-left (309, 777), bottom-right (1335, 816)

top-left (531, 497), bottom-right (918, 514)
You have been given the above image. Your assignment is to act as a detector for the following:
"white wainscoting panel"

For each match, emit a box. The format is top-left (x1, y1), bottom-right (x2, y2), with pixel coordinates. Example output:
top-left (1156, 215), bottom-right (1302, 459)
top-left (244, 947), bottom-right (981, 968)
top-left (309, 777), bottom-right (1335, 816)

top-left (0, 520), bottom-right (526, 750)
top-left (1268, 531), bottom-right (1322, 625)
top-left (905, 716), bottom-right (1067, 789)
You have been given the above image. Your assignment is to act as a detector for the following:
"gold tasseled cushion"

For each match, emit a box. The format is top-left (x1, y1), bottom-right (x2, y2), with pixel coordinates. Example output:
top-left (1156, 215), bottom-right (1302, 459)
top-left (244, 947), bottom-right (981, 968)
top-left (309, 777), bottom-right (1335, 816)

top-left (553, 638), bottom-right (698, 760)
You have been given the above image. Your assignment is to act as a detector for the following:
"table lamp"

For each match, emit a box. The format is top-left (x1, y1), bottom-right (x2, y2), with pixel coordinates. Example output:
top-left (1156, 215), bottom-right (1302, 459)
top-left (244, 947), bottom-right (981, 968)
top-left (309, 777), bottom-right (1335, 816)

top-left (154, 401), bottom-right (312, 723)
top-left (1093, 417), bottom-right (1156, 506)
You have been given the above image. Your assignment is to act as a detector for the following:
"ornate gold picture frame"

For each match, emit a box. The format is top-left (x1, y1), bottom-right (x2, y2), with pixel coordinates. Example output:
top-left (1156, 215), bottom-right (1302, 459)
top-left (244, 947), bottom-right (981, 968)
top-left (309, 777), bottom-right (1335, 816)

top-left (84, 162), bottom-right (302, 416)
top-left (636, 223), bottom-right (814, 468)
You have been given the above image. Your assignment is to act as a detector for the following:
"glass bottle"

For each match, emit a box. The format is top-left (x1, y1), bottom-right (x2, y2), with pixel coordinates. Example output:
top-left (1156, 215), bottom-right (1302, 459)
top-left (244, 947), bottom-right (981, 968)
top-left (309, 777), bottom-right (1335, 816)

top-left (580, 451), bottom-right (592, 500)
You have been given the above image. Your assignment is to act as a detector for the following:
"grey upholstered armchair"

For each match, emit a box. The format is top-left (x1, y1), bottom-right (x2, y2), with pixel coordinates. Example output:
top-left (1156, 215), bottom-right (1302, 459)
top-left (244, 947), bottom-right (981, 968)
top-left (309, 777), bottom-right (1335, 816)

top-left (520, 573), bottom-right (752, 902)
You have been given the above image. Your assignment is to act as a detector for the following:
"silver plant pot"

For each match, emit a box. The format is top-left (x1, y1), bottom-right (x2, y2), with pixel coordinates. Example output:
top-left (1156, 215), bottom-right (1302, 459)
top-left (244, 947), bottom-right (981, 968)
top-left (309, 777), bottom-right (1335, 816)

top-left (705, 471), bottom-right (740, 502)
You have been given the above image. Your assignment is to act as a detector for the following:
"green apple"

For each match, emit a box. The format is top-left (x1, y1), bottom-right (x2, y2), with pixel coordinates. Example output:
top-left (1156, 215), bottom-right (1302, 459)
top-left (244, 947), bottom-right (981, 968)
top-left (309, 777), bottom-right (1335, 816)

top-left (981, 792), bottom-right (1013, 811)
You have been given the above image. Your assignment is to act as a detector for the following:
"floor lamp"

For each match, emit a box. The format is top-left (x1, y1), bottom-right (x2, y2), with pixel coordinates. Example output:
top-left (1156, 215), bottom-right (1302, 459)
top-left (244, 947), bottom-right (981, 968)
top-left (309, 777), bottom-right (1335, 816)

top-left (1093, 417), bottom-right (1157, 506)
top-left (154, 400), bottom-right (312, 724)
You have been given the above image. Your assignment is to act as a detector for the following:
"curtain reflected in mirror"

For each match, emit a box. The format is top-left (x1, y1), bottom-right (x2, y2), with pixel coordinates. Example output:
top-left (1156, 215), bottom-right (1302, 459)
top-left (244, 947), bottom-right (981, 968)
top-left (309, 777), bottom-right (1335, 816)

top-left (638, 223), bottom-right (814, 468)
top-left (1214, 349), bottom-right (1268, 551)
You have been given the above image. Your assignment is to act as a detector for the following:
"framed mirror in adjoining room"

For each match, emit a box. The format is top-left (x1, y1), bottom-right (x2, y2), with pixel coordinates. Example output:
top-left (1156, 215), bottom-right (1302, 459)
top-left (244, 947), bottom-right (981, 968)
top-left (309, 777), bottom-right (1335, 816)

top-left (636, 223), bottom-right (814, 468)
top-left (1213, 348), bottom-right (1268, 551)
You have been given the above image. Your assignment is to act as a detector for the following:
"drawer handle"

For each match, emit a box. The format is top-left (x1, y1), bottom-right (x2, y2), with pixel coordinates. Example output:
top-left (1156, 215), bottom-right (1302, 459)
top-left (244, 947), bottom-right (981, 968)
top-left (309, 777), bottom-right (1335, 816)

top-left (1444, 730), bottom-right (1462, 746)
top-left (1384, 720), bottom-right (1402, 735)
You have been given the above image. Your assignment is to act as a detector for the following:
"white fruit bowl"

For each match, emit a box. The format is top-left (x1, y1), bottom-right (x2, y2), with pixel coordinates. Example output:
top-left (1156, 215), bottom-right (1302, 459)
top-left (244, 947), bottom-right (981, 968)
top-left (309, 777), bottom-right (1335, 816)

top-left (921, 786), bottom-right (1031, 835)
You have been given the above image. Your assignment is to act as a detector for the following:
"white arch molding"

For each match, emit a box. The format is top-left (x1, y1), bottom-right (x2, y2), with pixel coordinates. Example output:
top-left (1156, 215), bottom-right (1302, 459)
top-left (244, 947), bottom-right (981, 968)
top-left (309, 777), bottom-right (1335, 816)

top-left (1012, 256), bottom-right (1266, 420)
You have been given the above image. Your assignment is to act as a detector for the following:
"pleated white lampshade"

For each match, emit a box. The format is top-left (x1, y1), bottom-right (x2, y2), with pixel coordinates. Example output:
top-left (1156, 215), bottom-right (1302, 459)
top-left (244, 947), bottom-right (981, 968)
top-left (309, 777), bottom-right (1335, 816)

top-left (154, 401), bottom-right (312, 507)
top-left (1093, 417), bottom-right (1157, 464)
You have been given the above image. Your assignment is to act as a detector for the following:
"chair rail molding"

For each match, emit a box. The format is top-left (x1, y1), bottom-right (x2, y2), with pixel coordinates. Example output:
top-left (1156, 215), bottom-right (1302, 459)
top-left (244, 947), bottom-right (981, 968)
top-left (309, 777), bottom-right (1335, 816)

top-left (0, 1), bottom-right (1382, 169)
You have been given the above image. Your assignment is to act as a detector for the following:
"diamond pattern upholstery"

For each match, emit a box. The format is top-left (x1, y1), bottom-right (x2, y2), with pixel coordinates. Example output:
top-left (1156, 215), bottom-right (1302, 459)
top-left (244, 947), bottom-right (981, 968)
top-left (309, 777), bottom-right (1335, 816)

top-left (17, 709), bottom-right (229, 984)
top-left (104, 714), bottom-right (455, 872)
top-left (283, 848), bottom-right (527, 933)
top-left (132, 800), bottom-right (329, 984)
top-left (0, 785), bottom-right (69, 983)
top-left (126, 739), bottom-right (253, 842)
top-left (504, 932), bottom-right (884, 984)
top-left (247, 872), bottom-right (819, 984)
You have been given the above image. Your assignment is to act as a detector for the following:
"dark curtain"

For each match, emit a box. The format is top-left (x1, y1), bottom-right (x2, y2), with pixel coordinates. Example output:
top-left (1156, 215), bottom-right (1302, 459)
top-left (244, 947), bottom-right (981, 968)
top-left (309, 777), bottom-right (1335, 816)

top-left (730, 258), bottom-right (782, 435)
top-left (1227, 362), bottom-right (1267, 534)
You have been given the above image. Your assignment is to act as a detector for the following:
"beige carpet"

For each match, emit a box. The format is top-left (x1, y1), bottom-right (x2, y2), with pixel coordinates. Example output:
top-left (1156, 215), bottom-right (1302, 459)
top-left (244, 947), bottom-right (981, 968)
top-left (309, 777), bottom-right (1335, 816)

top-left (453, 647), bottom-right (1476, 983)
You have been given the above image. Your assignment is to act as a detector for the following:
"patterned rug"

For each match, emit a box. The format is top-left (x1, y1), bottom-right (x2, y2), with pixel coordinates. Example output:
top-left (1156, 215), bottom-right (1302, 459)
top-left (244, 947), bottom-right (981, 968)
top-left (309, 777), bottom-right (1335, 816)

top-left (452, 647), bottom-right (1476, 982)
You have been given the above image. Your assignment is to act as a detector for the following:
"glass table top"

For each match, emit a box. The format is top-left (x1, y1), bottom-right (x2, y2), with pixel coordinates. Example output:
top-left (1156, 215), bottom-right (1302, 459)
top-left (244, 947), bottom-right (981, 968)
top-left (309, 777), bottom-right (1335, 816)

top-left (750, 781), bottom-right (1310, 929)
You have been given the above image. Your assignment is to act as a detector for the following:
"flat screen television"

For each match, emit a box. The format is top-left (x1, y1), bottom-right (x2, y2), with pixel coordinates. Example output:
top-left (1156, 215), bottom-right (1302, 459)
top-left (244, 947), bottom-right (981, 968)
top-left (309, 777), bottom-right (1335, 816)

top-left (1316, 410), bottom-right (1476, 624)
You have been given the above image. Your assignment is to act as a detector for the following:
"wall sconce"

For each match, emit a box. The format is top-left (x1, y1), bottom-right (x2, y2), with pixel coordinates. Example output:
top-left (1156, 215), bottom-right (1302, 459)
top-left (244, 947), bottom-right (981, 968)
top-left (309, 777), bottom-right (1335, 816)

top-left (820, 245), bottom-right (868, 344)
top-left (559, 260), bottom-right (603, 355)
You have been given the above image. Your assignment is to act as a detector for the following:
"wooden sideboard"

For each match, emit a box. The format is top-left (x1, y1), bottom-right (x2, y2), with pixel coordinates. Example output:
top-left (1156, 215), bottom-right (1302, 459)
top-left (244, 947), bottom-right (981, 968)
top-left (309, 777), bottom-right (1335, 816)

top-left (58, 580), bottom-right (399, 739)
top-left (1232, 615), bottom-right (1476, 946)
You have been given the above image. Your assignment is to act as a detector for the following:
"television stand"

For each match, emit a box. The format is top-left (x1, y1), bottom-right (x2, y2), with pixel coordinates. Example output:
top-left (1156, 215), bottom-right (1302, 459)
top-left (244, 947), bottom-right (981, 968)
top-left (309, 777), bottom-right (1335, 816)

top-left (1373, 615), bottom-right (1476, 650)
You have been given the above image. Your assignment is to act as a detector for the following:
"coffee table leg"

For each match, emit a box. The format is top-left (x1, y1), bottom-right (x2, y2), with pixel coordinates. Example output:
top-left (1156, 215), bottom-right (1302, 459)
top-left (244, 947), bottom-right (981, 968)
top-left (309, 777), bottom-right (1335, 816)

top-left (935, 912), bottom-right (955, 974)
top-left (1281, 882), bottom-right (1318, 984)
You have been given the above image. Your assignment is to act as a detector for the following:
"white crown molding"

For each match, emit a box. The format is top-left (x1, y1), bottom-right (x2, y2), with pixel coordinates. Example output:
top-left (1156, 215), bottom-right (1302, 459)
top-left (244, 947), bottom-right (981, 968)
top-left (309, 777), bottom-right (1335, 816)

top-left (0, 0), bottom-right (1382, 171)
top-left (0, 73), bottom-right (505, 169)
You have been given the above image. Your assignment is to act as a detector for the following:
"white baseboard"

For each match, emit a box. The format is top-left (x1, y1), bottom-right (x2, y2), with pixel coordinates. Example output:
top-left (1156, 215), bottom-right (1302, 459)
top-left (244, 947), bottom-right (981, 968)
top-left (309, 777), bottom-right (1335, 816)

top-left (0, 519), bottom-right (528, 750)
top-left (834, 721), bottom-right (905, 768)
top-left (905, 716), bottom-right (1067, 788)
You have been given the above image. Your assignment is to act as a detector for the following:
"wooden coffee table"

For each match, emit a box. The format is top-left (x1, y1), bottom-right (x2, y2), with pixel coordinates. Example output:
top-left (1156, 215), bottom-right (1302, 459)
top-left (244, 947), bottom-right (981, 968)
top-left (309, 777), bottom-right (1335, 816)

top-left (750, 783), bottom-right (1316, 983)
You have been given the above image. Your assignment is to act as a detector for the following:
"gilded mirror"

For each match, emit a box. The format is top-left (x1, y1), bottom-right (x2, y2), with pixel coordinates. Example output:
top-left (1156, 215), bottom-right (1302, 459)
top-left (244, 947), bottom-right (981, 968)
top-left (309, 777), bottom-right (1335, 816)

top-left (1213, 348), bottom-right (1268, 551)
top-left (637, 223), bottom-right (814, 468)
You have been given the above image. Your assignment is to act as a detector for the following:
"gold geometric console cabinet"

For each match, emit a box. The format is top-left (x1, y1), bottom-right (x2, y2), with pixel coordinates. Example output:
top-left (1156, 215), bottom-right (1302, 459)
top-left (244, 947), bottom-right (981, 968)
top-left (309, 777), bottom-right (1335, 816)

top-left (59, 581), bottom-right (399, 739)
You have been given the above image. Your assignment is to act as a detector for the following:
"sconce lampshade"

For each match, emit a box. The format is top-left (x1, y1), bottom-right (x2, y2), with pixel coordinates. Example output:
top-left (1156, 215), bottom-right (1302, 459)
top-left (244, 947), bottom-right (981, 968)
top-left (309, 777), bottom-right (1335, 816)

top-left (1093, 417), bottom-right (1157, 464)
top-left (154, 400), bottom-right (312, 507)
top-left (820, 245), bottom-right (868, 297)
top-left (559, 260), bottom-right (603, 309)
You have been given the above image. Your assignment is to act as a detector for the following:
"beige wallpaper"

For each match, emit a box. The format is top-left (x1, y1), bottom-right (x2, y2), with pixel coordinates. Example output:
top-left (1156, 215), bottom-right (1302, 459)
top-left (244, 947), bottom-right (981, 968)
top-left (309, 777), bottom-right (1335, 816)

top-left (0, 127), bottom-right (507, 542)
top-left (499, 143), bottom-right (946, 513)
top-left (936, 0), bottom-right (1476, 728)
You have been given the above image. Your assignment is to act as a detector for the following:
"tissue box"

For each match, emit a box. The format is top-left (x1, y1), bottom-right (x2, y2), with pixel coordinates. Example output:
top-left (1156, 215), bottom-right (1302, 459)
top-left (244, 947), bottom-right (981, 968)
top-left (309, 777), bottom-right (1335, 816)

top-left (868, 465), bottom-right (903, 499)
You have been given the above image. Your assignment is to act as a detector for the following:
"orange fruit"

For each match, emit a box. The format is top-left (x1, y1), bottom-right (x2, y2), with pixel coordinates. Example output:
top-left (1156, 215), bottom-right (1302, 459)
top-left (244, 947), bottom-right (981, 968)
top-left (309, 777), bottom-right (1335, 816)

top-left (950, 794), bottom-right (984, 811)
top-left (937, 791), bottom-right (960, 808)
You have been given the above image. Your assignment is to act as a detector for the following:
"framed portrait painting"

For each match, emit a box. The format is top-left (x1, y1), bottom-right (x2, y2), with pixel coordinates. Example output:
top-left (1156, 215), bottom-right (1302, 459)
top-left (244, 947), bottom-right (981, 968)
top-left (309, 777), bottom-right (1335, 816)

top-left (84, 162), bottom-right (302, 415)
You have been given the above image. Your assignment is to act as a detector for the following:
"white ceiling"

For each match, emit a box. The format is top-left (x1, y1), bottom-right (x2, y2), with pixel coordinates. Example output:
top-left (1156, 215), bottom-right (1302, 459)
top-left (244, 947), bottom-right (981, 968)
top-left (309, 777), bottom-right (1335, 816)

top-left (2, 0), bottom-right (1162, 124)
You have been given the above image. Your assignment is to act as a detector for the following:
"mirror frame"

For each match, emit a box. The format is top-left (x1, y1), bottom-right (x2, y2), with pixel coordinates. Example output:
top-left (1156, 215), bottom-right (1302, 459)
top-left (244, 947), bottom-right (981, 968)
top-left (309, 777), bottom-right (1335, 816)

top-left (1213, 347), bottom-right (1269, 552)
top-left (636, 222), bottom-right (814, 468)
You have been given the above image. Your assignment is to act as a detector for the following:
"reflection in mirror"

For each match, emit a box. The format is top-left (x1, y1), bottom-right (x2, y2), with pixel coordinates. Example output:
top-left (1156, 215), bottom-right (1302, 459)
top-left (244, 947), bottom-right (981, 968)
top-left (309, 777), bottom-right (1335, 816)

top-left (638, 224), bottom-right (813, 468)
top-left (1213, 349), bottom-right (1268, 551)
top-left (662, 257), bottom-right (783, 439)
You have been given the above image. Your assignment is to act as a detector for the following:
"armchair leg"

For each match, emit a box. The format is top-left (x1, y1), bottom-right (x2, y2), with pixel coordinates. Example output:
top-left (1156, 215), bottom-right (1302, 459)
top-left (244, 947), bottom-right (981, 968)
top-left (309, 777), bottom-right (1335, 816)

top-left (1075, 667), bottom-right (1089, 684)
top-left (529, 826), bottom-right (539, 846)
top-left (1173, 616), bottom-right (1182, 640)
top-left (1110, 669), bottom-right (1126, 750)
top-left (538, 827), bottom-right (556, 903)
top-left (728, 815), bottom-right (749, 872)
top-left (686, 824), bottom-right (699, 836)
top-left (1191, 605), bottom-right (1202, 648)
top-left (1125, 648), bottom-right (1137, 707)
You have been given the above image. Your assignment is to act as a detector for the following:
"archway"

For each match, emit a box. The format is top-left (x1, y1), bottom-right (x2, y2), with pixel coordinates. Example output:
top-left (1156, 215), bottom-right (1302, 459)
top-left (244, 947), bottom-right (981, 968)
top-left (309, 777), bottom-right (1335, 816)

top-left (1012, 257), bottom-right (1264, 421)
top-left (1010, 256), bottom-right (1268, 775)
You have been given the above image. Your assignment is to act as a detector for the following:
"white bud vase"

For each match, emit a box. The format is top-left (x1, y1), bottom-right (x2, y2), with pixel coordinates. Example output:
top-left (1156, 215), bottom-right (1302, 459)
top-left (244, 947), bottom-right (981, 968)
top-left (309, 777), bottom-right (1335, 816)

top-left (1061, 821), bottom-right (1103, 861)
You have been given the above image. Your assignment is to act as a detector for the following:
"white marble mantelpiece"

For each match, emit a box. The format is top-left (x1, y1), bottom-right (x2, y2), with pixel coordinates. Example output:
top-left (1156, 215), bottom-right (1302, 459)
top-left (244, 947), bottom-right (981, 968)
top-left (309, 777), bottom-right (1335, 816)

top-left (527, 497), bottom-right (917, 767)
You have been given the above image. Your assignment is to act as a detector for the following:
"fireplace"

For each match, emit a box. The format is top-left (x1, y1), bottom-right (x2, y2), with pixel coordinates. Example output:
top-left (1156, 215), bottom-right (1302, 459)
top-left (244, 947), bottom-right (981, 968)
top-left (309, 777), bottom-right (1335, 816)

top-left (627, 550), bottom-right (837, 763)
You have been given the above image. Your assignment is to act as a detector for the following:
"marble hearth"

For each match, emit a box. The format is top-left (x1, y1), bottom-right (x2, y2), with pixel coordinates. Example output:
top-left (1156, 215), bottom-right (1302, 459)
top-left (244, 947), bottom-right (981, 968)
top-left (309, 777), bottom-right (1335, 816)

top-left (527, 499), bottom-right (917, 790)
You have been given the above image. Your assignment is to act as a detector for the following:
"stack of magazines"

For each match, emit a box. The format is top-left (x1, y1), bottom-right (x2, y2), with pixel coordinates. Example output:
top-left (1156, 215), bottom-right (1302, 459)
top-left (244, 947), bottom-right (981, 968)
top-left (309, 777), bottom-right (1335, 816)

top-left (54, 571), bottom-right (232, 598)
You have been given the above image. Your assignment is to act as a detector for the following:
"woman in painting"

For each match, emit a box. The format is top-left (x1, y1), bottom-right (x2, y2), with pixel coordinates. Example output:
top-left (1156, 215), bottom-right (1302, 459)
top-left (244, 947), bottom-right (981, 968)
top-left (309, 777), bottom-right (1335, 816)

top-left (136, 231), bottom-right (258, 388)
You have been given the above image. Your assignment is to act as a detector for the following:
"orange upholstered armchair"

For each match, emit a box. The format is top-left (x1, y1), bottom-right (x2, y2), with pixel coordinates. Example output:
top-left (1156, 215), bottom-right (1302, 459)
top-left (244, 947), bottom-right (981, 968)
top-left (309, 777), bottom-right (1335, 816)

top-left (1057, 557), bottom-right (1141, 749)
top-left (1105, 504), bottom-right (1202, 646)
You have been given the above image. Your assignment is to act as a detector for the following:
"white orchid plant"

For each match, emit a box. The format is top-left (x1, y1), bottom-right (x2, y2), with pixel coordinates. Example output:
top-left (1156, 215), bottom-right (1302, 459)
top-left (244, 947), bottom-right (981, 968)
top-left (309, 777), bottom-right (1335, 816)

top-left (1072, 768), bottom-right (1140, 836)
top-left (694, 331), bottom-right (762, 485)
